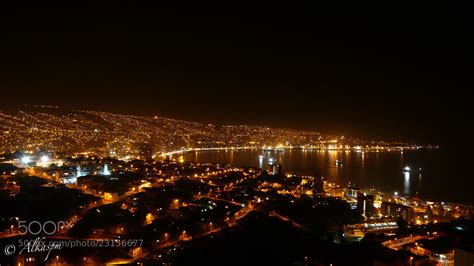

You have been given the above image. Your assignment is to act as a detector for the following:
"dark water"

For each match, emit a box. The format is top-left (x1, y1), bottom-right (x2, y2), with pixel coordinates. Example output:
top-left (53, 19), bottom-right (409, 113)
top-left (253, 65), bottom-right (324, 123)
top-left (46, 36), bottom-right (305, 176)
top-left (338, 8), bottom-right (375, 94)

top-left (182, 149), bottom-right (473, 205)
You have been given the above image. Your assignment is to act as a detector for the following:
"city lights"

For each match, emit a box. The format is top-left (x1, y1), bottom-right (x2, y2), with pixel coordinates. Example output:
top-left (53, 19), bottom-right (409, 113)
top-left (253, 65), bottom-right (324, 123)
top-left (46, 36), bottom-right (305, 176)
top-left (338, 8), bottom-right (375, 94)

top-left (21, 156), bottom-right (31, 164)
top-left (0, 5), bottom-right (468, 265)
top-left (40, 155), bottom-right (49, 163)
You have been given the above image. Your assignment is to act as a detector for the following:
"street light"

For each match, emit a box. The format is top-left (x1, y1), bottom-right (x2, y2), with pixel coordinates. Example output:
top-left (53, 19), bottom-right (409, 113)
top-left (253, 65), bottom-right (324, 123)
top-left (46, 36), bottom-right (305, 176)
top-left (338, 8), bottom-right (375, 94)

top-left (21, 156), bottom-right (31, 164)
top-left (40, 155), bottom-right (49, 163)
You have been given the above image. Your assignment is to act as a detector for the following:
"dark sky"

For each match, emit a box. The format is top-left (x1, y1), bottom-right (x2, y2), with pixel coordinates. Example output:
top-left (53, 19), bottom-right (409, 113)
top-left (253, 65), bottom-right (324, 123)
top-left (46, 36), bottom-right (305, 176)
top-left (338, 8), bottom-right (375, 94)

top-left (0, 4), bottom-right (472, 146)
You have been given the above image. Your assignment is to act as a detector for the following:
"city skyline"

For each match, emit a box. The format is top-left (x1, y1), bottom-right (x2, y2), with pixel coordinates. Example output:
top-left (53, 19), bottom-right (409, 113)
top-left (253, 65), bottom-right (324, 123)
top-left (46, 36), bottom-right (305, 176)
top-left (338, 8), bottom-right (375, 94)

top-left (1, 106), bottom-right (430, 155)
top-left (1, 4), bottom-right (473, 265)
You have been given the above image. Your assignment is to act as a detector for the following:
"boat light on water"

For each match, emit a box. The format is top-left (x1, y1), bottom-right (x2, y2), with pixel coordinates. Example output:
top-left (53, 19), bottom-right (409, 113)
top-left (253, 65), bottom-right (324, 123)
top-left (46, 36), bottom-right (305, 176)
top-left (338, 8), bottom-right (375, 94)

top-left (403, 166), bottom-right (422, 172)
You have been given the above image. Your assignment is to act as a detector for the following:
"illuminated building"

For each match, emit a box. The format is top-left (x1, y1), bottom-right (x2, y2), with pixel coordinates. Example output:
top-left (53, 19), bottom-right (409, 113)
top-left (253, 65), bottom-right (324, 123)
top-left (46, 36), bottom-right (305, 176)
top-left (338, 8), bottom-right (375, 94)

top-left (315, 176), bottom-right (324, 193)
top-left (102, 164), bottom-right (111, 176)
top-left (269, 162), bottom-right (283, 175)
top-left (346, 185), bottom-right (361, 199)
top-left (381, 201), bottom-right (415, 224)
top-left (357, 192), bottom-right (374, 218)
top-left (407, 237), bottom-right (454, 265)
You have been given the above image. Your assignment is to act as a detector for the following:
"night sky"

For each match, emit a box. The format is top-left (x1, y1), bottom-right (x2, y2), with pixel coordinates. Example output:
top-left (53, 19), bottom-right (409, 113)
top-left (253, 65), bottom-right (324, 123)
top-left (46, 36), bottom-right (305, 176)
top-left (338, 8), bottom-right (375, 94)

top-left (0, 4), bottom-right (472, 146)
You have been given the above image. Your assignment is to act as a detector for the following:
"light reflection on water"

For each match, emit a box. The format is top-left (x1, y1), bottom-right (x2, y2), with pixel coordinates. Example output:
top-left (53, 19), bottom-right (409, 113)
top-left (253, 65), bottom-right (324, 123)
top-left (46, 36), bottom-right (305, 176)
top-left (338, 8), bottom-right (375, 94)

top-left (404, 171), bottom-right (410, 194)
top-left (183, 149), bottom-right (472, 204)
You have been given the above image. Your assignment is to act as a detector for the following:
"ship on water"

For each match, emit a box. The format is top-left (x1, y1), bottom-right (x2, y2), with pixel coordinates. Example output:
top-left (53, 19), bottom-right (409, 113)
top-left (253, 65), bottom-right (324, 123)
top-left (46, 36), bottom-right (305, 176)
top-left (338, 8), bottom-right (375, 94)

top-left (402, 165), bottom-right (422, 173)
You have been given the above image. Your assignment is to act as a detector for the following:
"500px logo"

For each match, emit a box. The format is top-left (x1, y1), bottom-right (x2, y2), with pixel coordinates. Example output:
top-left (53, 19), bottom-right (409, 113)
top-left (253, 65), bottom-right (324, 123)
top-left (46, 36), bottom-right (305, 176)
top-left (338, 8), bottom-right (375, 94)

top-left (17, 220), bottom-right (73, 235)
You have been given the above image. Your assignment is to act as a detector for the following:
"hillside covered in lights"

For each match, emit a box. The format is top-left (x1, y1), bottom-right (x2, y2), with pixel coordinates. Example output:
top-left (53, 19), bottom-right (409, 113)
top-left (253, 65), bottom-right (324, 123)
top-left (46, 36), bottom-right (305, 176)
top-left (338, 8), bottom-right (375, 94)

top-left (0, 106), bottom-right (418, 156)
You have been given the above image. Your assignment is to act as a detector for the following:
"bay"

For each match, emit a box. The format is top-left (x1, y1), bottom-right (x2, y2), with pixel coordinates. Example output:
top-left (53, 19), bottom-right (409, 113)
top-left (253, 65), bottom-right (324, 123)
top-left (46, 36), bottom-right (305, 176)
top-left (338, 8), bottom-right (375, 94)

top-left (181, 149), bottom-right (473, 205)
